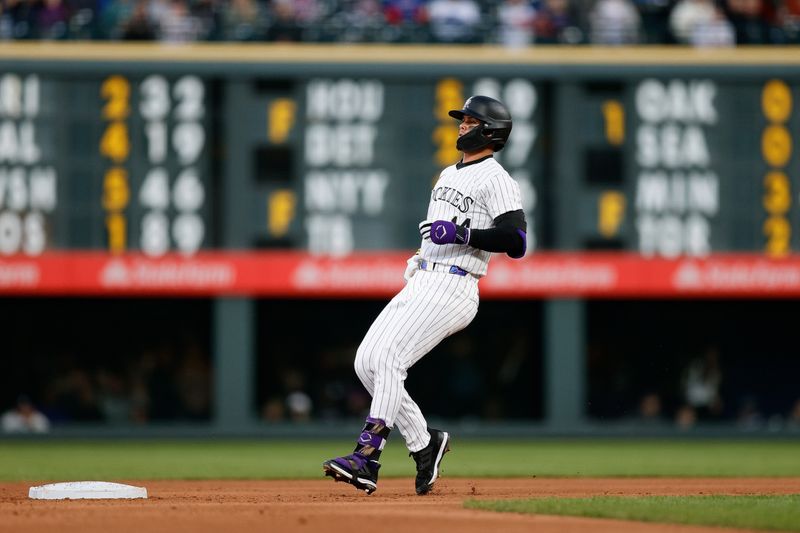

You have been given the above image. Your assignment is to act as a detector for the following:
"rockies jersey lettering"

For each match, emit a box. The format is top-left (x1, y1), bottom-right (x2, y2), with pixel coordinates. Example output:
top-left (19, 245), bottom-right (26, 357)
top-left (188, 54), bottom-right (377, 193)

top-left (420, 156), bottom-right (523, 277)
top-left (431, 186), bottom-right (475, 213)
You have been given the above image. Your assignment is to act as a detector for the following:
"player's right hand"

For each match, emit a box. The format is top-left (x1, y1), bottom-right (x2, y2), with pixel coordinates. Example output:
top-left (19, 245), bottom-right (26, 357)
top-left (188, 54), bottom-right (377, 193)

top-left (404, 253), bottom-right (422, 282)
top-left (430, 220), bottom-right (470, 245)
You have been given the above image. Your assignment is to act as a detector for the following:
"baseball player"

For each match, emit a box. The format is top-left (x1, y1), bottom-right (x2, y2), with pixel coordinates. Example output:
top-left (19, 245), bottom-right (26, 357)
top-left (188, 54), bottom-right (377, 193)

top-left (323, 95), bottom-right (527, 495)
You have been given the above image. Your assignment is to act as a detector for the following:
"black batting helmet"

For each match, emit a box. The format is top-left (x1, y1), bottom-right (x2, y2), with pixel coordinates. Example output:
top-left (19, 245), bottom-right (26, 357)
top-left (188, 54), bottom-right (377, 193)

top-left (448, 95), bottom-right (512, 152)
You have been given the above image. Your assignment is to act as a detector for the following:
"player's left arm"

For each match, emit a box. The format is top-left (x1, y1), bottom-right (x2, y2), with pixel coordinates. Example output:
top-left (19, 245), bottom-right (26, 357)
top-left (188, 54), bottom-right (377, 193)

top-left (428, 210), bottom-right (527, 258)
top-left (467, 209), bottom-right (527, 258)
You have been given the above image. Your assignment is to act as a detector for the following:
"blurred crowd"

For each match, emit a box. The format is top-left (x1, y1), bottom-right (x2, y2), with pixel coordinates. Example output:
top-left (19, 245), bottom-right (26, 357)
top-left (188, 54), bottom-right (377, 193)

top-left (1, 0), bottom-right (799, 46)
top-left (4, 330), bottom-right (800, 433)
top-left (1, 338), bottom-right (212, 433)
top-left (258, 326), bottom-right (538, 425)
top-left (590, 338), bottom-right (800, 432)
top-left (3, 299), bottom-right (800, 434)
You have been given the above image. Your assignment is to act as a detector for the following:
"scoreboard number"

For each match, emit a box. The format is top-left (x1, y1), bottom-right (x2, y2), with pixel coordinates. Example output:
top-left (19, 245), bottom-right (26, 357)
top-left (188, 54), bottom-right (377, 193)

top-left (100, 76), bottom-right (130, 121)
top-left (172, 122), bottom-right (205, 165)
top-left (145, 122), bottom-right (167, 164)
top-left (141, 211), bottom-right (169, 256)
top-left (173, 168), bottom-right (205, 211)
top-left (761, 79), bottom-right (793, 256)
top-left (139, 168), bottom-right (169, 210)
top-left (172, 213), bottom-right (204, 255)
top-left (173, 76), bottom-right (205, 121)
top-left (100, 75), bottom-right (132, 253)
top-left (99, 121), bottom-right (130, 163)
top-left (138, 75), bottom-right (207, 257)
top-left (139, 75), bottom-right (170, 121)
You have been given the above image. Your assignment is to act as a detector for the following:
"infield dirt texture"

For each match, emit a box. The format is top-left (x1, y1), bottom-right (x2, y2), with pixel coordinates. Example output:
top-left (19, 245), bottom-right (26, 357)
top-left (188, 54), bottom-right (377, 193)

top-left (3, 477), bottom-right (800, 533)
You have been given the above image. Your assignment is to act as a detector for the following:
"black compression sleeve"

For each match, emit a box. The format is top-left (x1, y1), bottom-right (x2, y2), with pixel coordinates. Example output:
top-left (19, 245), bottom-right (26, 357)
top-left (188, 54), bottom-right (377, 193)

top-left (467, 210), bottom-right (527, 257)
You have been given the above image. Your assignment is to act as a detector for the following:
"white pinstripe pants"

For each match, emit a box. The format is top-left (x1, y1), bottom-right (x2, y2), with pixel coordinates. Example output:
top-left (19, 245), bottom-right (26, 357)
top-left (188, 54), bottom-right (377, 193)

top-left (354, 270), bottom-right (479, 452)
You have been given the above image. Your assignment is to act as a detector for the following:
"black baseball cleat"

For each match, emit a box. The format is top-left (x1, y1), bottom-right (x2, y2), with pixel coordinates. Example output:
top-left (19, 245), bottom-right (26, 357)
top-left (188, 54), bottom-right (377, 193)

top-left (409, 427), bottom-right (450, 495)
top-left (323, 452), bottom-right (380, 494)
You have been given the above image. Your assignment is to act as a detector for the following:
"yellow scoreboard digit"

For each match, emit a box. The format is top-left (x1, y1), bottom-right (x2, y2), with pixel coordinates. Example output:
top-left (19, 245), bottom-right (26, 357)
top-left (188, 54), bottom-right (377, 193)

top-left (760, 80), bottom-right (793, 256)
top-left (100, 75), bottom-right (131, 253)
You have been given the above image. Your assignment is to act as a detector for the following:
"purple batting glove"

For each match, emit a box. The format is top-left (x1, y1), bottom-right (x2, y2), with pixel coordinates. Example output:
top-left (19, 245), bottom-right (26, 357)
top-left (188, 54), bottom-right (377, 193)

top-left (430, 220), bottom-right (456, 244)
top-left (430, 220), bottom-right (470, 245)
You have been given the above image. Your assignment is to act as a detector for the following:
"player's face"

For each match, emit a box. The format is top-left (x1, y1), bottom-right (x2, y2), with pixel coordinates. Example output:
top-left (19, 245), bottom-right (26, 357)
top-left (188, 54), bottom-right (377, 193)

top-left (459, 116), bottom-right (481, 136)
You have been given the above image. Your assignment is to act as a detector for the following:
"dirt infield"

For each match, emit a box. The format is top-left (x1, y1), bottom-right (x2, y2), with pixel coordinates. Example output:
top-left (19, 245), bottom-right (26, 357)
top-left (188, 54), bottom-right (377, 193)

top-left (3, 478), bottom-right (800, 533)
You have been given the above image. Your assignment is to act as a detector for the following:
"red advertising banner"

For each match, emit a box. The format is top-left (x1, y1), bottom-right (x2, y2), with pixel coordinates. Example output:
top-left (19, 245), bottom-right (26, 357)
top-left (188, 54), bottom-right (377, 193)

top-left (2, 251), bottom-right (800, 298)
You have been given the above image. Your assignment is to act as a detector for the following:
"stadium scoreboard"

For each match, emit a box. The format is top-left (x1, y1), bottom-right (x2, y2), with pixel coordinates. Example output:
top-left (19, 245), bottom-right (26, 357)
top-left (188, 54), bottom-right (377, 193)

top-left (0, 45), bottom-right (798, 263)
top-left (576, 76), bottom-right (799, 257)
top-left (0, 71), bottom-right (212, 256)
top-left (250, 75), bottom-right (544, 256)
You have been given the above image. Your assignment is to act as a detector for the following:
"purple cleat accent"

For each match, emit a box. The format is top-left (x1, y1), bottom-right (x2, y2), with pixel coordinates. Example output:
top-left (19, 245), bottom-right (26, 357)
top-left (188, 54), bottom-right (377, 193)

top-left (323, 452), bottom-right (380, 494)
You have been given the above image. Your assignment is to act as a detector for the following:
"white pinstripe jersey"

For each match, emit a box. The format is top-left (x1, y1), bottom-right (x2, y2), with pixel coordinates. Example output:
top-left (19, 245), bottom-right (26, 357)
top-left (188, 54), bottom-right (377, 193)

top-left (419, 155), bottom-right (523, 277)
